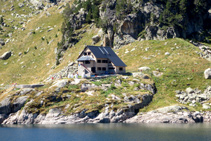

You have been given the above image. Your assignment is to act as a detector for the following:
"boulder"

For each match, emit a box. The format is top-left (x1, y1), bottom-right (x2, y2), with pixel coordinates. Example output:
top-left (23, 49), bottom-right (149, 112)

top-left (152, 71), bottom-right (163, 77)
top-left (0, 38), bottom-right (5, 46)
top-left (165, 52), bottom-right (170, 56)
top-left (202, 103), bottom-right (210, 109)
top-left (132, 72), bottom-right (144, 78)
top-left (138, 66), bottom-right (150, 71)
top-left (204, 68), bottom-right (211, 79)
top-left (18, 3), bottom-right (24, 8)
top-left (29, 0), bottom-right (44, 10)
top-left (92, 35), bottom-right (100, 44)
top-left (175, 90), bottom-right (182, 94)
top-left (186, 87), bottom-right (194, 94)
top-left (0, 51), bottom-right (11, 60)
top-left (47, 28), bottom-right (53, 32)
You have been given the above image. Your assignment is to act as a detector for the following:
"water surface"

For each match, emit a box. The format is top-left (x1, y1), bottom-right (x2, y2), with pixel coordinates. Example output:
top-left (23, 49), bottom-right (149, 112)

top-left (1, 124), bottom-right (211, 141)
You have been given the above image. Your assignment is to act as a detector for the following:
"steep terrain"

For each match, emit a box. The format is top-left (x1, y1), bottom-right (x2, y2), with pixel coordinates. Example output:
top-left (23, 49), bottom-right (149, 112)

top-left (0, 0), bottom-right (66, 85)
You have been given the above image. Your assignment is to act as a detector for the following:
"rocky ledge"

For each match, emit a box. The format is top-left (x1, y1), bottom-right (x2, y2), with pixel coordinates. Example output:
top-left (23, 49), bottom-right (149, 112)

top-left (1, 94), bottom-right (153, 124)
top-left (3, 105), bottom-right (211, 124)
top-left (0, 74), bottom-right (156, 125)
top-left (125, 106), bottom-right (206, 124)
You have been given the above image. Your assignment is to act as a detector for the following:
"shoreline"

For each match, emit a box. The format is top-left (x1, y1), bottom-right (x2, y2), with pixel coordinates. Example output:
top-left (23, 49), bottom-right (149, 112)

top-left (1, 108), bottom-right (211, 125)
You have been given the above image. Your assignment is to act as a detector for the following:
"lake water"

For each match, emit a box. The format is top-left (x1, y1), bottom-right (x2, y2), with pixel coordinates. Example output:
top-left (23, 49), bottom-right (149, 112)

top-left (0, 124), bottom-right (211, 141)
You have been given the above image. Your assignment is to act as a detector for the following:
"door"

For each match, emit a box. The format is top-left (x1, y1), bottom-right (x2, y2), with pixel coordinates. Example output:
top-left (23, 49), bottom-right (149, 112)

top-left (91, 67), bottom-right (96, 73)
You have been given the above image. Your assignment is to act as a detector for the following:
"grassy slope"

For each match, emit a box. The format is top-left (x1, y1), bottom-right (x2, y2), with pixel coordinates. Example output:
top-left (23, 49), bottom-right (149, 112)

top-left (117, 38), bottom-right (211, 111)
top-left (0, 0), bottom-right (100, 85)
top-left (0, 0), bottom-right (64, 85)
top-left (53, 24), bottom-right (101, 72)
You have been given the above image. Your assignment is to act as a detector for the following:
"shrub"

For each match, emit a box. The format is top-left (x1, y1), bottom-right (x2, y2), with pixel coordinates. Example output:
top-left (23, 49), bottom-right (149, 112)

top-left (0, 17), bottom-right (3, 24)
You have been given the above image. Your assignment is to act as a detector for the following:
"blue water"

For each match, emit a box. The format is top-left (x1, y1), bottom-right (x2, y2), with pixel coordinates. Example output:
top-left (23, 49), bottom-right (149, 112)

top-left (0, 124), bottom-right (211, 141)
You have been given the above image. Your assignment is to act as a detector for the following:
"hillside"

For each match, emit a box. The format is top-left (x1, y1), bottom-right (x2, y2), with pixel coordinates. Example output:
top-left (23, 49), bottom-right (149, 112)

top-left (118, 38), bottom-right (211, 111)
top-left (0, 0), bottom-right (211, 124)
top-left (0, 0), bottom-right (68, 85)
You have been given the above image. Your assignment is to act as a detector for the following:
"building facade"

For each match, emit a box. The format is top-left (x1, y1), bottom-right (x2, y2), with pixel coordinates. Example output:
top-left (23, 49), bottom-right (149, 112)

top-left (77, 46), bottom-right (126, 77)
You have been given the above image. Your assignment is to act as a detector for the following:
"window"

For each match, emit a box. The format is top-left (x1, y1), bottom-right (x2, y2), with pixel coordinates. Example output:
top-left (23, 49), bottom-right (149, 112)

top-left (102, 67), bottom-right (106, 71)
top-left (109, 67), bottom-right (115, 70)
top-left (85, 61), bottom-right (90, 64)
top-left (119, 67), bottom-right (123, 71)
top-left (102, 60), bottom-right (108, 63)
top-left (84, 52), bottom-right (87, 55)
top-left (85, 70), bottom-right (89, 74)
top-left (88, 52), bottom-right (91, 55)
top-left (97, 67), bottom-right (101, 71)
top-left (97, 60), bottom-right (101, 63)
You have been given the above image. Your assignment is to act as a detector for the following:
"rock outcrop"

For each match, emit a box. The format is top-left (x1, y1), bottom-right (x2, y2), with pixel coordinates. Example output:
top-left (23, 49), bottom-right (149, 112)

top-left (125, 105), bottom-right (205, 124)
top-left (28, 0), bottom-right (45, 10)
top-left (192, 42), bottom-right (211, 62)
top-left (2, 93), bottom-right (153, 124)
top-left (45, 62), bottom-right (78, 82)
top-left (15, 84), bottom-right (44, 89)
top-left (5, 104), bottom-right (211, 124)
top-left (0, 98), bottom-right (11, 115)
top-left (125, 111), bottom-right (204, 124)
top-left (176, 86), bottom-right (211, 107)
top-left (92, 35), bottom-right (100, 44)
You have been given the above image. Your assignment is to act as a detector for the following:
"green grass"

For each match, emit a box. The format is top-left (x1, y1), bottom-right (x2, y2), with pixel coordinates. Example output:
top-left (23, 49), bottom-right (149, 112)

top-left (0, 1), bottom-right (65, 85)
top-left (117, 38), bottom-right (211, 111)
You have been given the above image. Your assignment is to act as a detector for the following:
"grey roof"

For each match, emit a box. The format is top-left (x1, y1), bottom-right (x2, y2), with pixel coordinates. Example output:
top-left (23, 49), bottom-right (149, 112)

top-left (86, 46), bottom-right (127, 67)
top-left (77, 56), bottom-right (95, 61)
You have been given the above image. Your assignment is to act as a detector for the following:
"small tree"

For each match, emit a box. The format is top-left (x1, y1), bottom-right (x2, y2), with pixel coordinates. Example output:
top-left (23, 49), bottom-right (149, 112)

top-left (0, 17), bottom-right (3, 24)
top-left (92, 5), bottom-right (100, 22)
top-left (86, 9), bottom-right (92, 23)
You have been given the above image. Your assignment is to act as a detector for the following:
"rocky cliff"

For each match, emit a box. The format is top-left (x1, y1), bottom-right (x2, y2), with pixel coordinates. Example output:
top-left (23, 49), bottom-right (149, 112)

top-left (59, 0), bottom-right (211, 52)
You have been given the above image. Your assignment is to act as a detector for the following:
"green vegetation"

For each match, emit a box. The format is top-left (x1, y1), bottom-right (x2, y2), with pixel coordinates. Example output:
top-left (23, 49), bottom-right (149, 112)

top-left (115, 0), bottom-right (133, 19)
top-left (4, 75), bottom-right (150, 114)
top-left (0, 0), bottom-right (63, 84)
top-left (0, 0), bottom-right (211, 114)
top-left (158, 0), bottom-right (209, 32)
top-left (0, 16), bottom-right (3, 24)
top-left (118, 38), bottom-right (211, 112)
